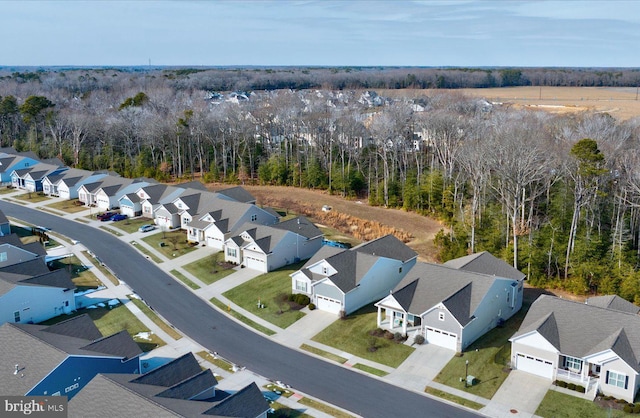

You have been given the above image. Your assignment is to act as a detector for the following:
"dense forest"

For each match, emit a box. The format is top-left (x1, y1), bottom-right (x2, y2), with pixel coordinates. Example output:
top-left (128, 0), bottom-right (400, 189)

top-left (2, 67), bottom-right (640, 302)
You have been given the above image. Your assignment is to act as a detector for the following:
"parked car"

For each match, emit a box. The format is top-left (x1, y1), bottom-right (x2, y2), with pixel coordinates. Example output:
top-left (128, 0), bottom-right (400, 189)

top-left (138, 224), bottom-right (156, 233)
top-left (109, 214), bottom-right (128, 222)
top-left (97, 212), bottom-right (116, 221)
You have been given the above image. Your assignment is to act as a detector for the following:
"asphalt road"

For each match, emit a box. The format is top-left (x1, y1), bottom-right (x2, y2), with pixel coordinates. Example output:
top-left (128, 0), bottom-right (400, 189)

top-left (1, 201), bottom-right (482, 418)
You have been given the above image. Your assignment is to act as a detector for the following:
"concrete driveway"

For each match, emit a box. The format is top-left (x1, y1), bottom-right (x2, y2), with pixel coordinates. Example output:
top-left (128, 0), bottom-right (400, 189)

top-left (480, 370), bottom-right (550, 418)
top-left (385, 343), bottom-right (456, 392)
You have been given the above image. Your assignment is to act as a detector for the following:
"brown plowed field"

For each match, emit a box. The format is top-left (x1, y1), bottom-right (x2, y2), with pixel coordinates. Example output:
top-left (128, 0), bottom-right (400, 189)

top-left (209, 184), bottom-right (446, 262)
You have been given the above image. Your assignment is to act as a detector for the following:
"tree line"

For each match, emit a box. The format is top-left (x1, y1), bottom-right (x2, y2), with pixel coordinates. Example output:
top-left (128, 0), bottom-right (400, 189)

top-left (2, 69), bottom-right (640, 302)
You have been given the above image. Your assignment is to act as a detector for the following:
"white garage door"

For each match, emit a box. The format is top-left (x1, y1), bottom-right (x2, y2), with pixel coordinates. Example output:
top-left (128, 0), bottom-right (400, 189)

top-left (425, 327), bottom-right (458, 351)
top-left (515, 353), bottom-right (554, 379)
top-left (316, 296), bottom-right (341, 314)
top-left (245, 255), bottom-right (266, 272)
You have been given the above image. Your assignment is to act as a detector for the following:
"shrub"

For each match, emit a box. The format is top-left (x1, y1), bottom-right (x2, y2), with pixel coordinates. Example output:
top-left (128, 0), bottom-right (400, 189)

top-left (567, 383), bottom-right (576, 391)
top-left (414, 334), bottom-right (425, 345)
top-left (633, 404), bottom-right (640, 413)
top-left (383, 330), bottom-right (394, 340)
top-left (624, 405), bottom-right (634, 414)
top-left (577, 385), bottom-right (585, 393)
top-left (393, 332), bottom-right (405, 342)
top-left (294, 294), bottom-right (310, 306)
top-left (308, 303), bottom-right (316, 310)
top-left (555, 380), bottom-right (567, 388)
top-left (339, 310), bottom-right (346, 320)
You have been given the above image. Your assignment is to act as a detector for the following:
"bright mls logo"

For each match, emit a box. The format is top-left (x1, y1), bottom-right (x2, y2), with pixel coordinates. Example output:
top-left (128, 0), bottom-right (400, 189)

top-left (1, 396), bottom-right (66, 417)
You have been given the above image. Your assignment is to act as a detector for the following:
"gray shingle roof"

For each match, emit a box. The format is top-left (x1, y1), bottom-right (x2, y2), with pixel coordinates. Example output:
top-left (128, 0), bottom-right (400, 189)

top-left (0, 263), bottom-right (74, 296)
top-left (132, 353), bottom-right (203, 387)
top-left (444, 251), bottom-right (525, 281)
top-left (273, 216), bottom-right (322, 239)
top-left (203, 382), bottom-right (269, 417)
top-left (81, 330), bottom-right (143, 360)
top-left (384, 262), bottom-right (499, 326)
top-left (44, 314), bottom-right (103, 340)
top-left (586, 295), bottom-right (640, 314)
top-left (352, 234), bottom-right (417, 262)
top-left (215, 186), bottom-right (256, 204)
top-left (511, 295), bottom-right (640, 371)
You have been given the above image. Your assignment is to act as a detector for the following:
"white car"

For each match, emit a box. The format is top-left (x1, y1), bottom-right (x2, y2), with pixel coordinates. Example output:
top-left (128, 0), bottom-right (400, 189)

top-left (322, 205), bottom-right (332, 212)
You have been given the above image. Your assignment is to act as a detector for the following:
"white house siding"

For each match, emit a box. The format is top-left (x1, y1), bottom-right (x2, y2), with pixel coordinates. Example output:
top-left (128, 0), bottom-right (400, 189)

top-left (422, 306), bottom-right (463, 351)
top-left (119, 198), bottom-right (136, 218)
top-left (224, 242), bottom-right (242, 265)
top-left (291, 271), bottom-right (311, 294)
top-left (42, 179), bottom-right (54, 195)
top-left (0, 286), bottom-right (75, 325)
top-left (459, 278), bottom-right (521, 351)
top-left (58, 184), bottom-right (72, 200)
top-left (204, 227), bottom-right (225, 251)
top-left (599, 358), bottom-right (639, 402)
top-left (154, 208), bottom-right (179, 229)
top-left (510, 337), bottom-right (559, 379)
top-left (343, 258), bottom-right (415, 315)
top-left (95, 190), bottom-right (115, 210)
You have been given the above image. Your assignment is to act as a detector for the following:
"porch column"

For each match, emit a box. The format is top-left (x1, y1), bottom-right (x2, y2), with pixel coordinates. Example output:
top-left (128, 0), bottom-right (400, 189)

top-left (377, 306), bottom-right (382, 328)
top-left (402, 312), bottom-right (407, 336)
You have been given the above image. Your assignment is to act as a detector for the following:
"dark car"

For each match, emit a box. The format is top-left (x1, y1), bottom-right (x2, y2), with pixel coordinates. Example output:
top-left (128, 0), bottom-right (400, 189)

top-left (97, 212), bottom-right (116, 221)
top-left (109, 214), bottom-right (128, 222)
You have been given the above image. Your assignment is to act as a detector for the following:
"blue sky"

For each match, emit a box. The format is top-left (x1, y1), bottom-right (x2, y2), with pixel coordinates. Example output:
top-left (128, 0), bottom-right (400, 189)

top-left (1, 0), bottom-right (638, 67)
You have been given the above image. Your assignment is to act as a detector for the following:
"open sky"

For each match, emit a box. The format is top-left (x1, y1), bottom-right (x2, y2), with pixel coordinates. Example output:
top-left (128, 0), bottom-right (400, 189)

top-left (1, 0), bottom-right (638, 67)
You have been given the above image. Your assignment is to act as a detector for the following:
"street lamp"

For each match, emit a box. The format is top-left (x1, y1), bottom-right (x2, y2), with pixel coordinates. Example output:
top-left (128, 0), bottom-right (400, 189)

top-left (465, 360), bottom-right (469, 388)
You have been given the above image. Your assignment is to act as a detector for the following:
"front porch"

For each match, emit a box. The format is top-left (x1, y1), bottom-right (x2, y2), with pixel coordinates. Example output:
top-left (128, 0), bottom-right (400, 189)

top-left (555, 356), bottom-right (601, 400)
top-left (376, 305), bottom-right (421, 337)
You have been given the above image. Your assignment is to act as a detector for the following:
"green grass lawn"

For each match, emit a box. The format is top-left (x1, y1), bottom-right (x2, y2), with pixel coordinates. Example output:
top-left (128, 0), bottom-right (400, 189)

top-left (352, 363), bottom-right (388, 377)
top-left (182, 252), bottom-right (235, 285)
top-left (196, 351), bottom-right (236, 373)
top-left (130, 241), bottom-right (164, 263)
top-left (99, 225), bottom-right (123, 236)
top-left (424, 387), bottom-right (485, 411)
top-left (210, 298), bottom-right (276, 336)
top-left (268, 401), bottom-right (313, 418)
top-left (223, 262), bottom-right (306, 329)
top-left (127, 297), bottom-right (183, 340)
top-left (432, 302), bottom-right (531, 400)
top-left (81, 251), bottom-right (120, 286)
top-left (10, 225), bottom-right (59, 248)
top-left (300, 343), bottom-right (348, 364)
top-left (39, 304), bottom-right (165, 352)
top-left (536, 390), bottom-right (632, 418)
top-left (0, 186), bottom-right (16, 194)
top-left (110, 217), bottom-right (155, 234)
top-left (49, 255), bottom-right (102, 291)
top-left (312, 304), bottom-right (414, 368)
top-left (171, 269), bottom-right (201, 289)
top-left (13, 192), bottom-right (50, 203)
top-left (45, 198), bottom-right (88, 213)
top-left (142, 229), bottom-right (197, 258)
top-left (297, 398), bottom-right (355, 418)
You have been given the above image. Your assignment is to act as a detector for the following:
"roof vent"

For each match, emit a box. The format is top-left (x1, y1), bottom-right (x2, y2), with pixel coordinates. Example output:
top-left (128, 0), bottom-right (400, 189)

top-left (14, 364), bottom-right (19, 375)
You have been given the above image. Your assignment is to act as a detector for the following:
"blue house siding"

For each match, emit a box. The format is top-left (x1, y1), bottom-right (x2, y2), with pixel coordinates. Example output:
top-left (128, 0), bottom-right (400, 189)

top-left (27, 355), bottom-right (140, 400)
top-left (1, 158), bottom-right (38, 183)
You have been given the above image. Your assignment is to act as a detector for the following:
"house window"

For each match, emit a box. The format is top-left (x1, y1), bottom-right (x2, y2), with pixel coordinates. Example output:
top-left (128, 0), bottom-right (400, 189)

top-left (322, 266), bottom-right (328, 275)
top-left (227, 248), bottom-right (237, 258)
top-left (0, 252), bottom-right (6, 262)
top-left (251, 214), bottom-right (258, 221)
top-left (507, 291), bottom-right (510, 305)
top-left (607, 371), bottom-right (628, 389)
top-left (295, 280), bottom-right (307, 293)
top-left (399, 267), bottom-right (402, 274)
top-left (438, 312), bottom-right (445, 321)
top-left (14, 311), bottom-right (20, 322)
top-left (565, 356), bottom-right (583, 372)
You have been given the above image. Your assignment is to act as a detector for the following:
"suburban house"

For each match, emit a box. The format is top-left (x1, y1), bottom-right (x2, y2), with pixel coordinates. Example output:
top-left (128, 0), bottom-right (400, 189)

top-left (215, 185), bottom-right (258, 204)
top-left (510, 295), bottom-right (640, 402)
top-left (290, 235), bottom-right (418, 315)
top-left (42, 168), bottom-right (107, 199)
top-left (0, 314), bottom-right (143, 399)
top-left (0, 152), bottom-right (40, 184)
top-left (224, 216), bottom-right (323, 272)
top-left (374, 254), bottom-right (525, 352)
top-left (10, 162), bottom-right (68, 192)
top-left (0, 251), bottom-right (76, 325)
top-left (136, 184), bottom-right (186, 220)
top-left (0, 232), bottom-right (47, 261)
top-left (69, 353), bottom-right (270, 418)
top-left (77, 175), bottom-right (147, 209)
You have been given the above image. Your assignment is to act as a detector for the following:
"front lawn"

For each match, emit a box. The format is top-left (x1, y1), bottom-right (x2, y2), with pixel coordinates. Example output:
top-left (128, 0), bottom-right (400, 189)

top-left (223, 262), bottom-right (306, 329)
top-left (142, 229), bottom-right (197, 258)
top-left (39, 304), bottom-right (165, 351)
top-left (13, 192), bottom-right (50, 203)
top-left (109, 217), bottom-right (155, 234)
top-left (311, 304), bottom-right (415, 368)
top-left (49, 255), bottom-right (102, 291)
top-left (45, 198), bottom-right (88, 213)
top-left (183, 252), bottom-right (235, 285)
top-left (536, 390), bottom-right (632, 418)
top-left (432, 302), bottom-right (530, 400)
top-left (10, 225), bottom-right (59, 248)
top-left (210, 298), bottom-right (276, 336)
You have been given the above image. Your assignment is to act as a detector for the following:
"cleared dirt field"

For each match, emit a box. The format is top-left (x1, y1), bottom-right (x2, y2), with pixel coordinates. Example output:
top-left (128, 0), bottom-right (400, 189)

top-left (209, 184), bottom-right (446, 262)
top-left (383, 87), bottom-right (640, 120)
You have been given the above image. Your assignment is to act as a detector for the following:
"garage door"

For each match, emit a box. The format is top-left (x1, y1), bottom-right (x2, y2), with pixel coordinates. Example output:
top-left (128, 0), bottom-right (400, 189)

top-left (515, 353), bottom-right (554, 379)
top-left (425, 327), bottom-right (458, 351)
top-left (245, 256), bottom-right (266, 272)
top-left (316, 296), bottom-right (341, 314)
